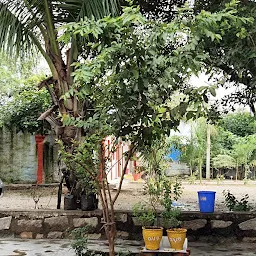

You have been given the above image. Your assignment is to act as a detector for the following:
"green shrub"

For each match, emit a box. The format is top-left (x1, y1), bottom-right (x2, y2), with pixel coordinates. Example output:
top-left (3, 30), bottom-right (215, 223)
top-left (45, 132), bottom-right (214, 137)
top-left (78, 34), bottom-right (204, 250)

top-left (223, 190), bottom-right (252, 211)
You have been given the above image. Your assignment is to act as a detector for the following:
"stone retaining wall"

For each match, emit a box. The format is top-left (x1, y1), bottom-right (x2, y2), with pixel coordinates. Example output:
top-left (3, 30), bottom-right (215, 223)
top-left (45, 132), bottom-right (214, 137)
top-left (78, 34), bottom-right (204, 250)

top-left (1, 210), bottom-right (256, 242)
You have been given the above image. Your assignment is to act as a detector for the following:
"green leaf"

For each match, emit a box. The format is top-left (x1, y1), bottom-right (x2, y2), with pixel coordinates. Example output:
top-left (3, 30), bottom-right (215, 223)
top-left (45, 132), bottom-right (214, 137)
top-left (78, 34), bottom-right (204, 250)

top-left (209, 87), bottom-right (216, 97)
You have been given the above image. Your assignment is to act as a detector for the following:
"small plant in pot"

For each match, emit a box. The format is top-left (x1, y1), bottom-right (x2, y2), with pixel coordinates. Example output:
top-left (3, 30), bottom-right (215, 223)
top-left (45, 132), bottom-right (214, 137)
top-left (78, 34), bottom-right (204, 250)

top-left (161, 193), bottom-right (186, 251)
top-left (79, 174), bottom-right (98, 211)
top-left (133, 166), bottom-right (144, 181)
top-left (162, 207), bottom-right (186, 250)
top-left (135, 138), bottom-right (185, 251)
top-left (74, 166), bottom-right (98, 211)
top-left (133, 202), bottom-right (163, 250)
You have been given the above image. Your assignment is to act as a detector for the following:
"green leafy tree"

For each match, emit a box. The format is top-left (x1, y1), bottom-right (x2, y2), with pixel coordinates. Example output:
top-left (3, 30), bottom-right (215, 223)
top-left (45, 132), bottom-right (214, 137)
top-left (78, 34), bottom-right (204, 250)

top-left (214, 126), bottom-right (240, 152)
top-left (231, 137), bottom-right (254, 181)
top-left (194, 0), bottom-right (256, 114)
top-left (0, 52), bottom-right (50, 133)
top-left (58, 4), bottom-right (249, 254)
top-left (0, 53), bottom-right (35, 99)
top-left (220, 112), bottom-right (256, 137)
top-left (137, 0), bottom-right (256, 116)
top-left (178, 132), bottom-right (198, 176)
top-left (0, 75), bottom-right (51, 133)
top-left (212, 154), bottom-right (236, 169)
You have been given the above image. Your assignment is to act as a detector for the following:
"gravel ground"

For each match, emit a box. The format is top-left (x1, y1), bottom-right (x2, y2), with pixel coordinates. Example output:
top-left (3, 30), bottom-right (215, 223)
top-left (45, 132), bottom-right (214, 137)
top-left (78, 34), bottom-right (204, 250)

top-left (0, 180), bottom-right (256, 211)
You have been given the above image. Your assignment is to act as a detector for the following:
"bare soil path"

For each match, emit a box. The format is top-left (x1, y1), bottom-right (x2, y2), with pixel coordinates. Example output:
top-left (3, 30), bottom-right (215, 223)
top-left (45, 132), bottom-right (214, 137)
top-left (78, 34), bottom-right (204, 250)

top-left (1, 180), bottom-right (256, 211)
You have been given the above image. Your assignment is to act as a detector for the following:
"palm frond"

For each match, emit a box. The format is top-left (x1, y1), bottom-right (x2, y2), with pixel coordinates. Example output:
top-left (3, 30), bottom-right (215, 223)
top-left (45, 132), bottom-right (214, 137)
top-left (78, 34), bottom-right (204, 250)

top-left (0, 0), bottom-right (121, 58)
top-left (51, 0), bottom-right (121, 23)
top-left (0, 0), bottom-right (43, 57)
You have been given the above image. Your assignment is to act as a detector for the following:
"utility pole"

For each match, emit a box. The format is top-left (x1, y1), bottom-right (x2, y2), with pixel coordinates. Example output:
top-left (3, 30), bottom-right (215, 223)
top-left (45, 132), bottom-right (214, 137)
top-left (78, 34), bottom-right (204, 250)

top-left (206, 123), bottom-right (211, 180)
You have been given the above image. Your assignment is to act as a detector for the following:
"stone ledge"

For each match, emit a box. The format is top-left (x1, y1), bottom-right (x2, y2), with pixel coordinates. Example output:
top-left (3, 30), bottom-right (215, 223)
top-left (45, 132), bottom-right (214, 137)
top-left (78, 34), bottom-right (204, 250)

top-left (211, 220), bottom-right (233, 229)
top-left (1, 209), bottom-right (256, 219)
top-left (183, 219), bottom-right (207, 230)
top-left (0, 210), bottom-right (256, 240)
top-left (239, 218), bottom-right (256, 231)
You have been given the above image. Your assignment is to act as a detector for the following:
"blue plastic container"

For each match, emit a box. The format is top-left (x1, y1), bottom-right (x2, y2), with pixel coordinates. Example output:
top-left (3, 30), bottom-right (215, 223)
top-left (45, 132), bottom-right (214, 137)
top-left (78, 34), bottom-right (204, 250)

top-left (197, 191), bottom-right (216, 213)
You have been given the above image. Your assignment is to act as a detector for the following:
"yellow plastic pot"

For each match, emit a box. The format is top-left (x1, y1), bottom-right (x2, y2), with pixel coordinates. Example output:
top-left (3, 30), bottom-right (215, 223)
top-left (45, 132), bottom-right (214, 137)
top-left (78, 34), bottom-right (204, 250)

top-left (142, 227), bottom-right (163, 250)
top-left (167, 228), bottom-right (187, 250)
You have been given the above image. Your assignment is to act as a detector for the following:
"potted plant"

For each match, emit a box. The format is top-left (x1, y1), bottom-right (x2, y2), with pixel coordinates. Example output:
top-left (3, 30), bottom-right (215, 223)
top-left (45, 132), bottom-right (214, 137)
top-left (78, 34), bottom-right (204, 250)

top-left (161, 189), bottom-right (186, 251)
top-left (133, 166), bottom-right (144, 181)
top-left (133, 202), bottom-right (163, 250)
top-left (78, 171), bottom-right (98, 211)
top-left (132, 173), bottom-right (172, 250)
top-left (162, 207), bottom-right (186, 250)
top-left (134, 138), bottom-right (184, 250)
top-left (62, 165), bottom-right (98, 211)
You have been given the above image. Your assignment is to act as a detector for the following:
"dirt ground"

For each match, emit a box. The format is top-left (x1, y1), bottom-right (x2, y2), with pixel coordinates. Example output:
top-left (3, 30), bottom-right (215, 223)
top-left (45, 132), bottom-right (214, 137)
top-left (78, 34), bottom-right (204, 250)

top-left (0, 180), bottom-right (256, 211)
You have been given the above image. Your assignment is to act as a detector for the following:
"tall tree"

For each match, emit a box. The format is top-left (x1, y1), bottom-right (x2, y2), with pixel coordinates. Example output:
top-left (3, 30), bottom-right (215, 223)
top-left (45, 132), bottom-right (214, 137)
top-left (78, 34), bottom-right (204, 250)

top-left (194, 0), bottom-right (256, 113)
top-left (60, 3), bottom-right (250, 255)
top-left (0, 0), bottom-right (121, 147)
top-left (137, 0), bottom-right (256, 113)
top-left (206, 123), bottom-right (211, 179)
top-left (193, 118), bottom-right (207, 183)
top-left (220, 112), bottom-right (256, 137)
top-left (0, 75), bottom-right (51, 134)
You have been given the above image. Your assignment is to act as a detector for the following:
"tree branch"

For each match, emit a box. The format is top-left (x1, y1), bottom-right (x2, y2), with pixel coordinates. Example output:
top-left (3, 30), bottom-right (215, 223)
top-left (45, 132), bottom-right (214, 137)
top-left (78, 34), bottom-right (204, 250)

top-left (112, 143), bottom-right (136, 204)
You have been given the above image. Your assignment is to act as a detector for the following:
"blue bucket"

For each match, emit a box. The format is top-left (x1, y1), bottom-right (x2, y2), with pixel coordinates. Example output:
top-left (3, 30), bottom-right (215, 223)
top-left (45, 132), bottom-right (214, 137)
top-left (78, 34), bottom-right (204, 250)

top-left (198, 191), bottom-right (216, 213)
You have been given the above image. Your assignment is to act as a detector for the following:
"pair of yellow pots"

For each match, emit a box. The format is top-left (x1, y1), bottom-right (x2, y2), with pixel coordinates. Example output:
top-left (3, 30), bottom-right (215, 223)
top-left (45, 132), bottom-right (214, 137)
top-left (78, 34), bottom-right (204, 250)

top-left (142, 227), bottom-right (187, 251)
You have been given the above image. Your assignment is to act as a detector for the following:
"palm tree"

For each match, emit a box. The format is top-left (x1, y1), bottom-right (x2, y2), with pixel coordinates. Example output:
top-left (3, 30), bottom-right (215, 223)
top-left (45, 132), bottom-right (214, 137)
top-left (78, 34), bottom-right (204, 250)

top-left (193, 118), bottom-right (207, 183)
top-left (0, 2), bottom-right (121, 254)
top-left (0, 0), bottom-right (120, 145)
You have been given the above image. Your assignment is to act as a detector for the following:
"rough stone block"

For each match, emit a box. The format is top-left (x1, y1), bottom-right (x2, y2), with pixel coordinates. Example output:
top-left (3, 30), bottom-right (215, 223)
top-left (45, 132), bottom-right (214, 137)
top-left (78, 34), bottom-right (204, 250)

top-left (20, 232), bottom-right (33, 239)
top-left (44, 216), bottom-right (69, 231)
top-left (73, 217), bottom-right (98, 228)
top-left (116, 231), bottom-right (129, 239)
top-left (239, 218), bottom-right (256, 231)
top-left (115, 213), bottom-right (127, 223)
top-left (183, 219), bottom-right (207, 230)
top-left (16, 219), bottom-right (42, 233)
top-left (88, 233), bottom-right (101, 240)
top-left (47, 231), bottom-right (63, 239)
top-left (36, 233), bottom-right (44, 239)
top-left (211, 220), bottom-right (233, 229)
top-left (242, 237), bottom-right (256, 243)
top-left (0, 216), bottom-right (12, 230)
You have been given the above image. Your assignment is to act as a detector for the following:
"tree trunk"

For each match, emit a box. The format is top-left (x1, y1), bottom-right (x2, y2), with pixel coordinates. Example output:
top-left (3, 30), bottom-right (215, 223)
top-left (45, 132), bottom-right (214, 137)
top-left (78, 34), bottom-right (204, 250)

top-left (206, 124), bottom-right (211, 180)
top-left (236, 163), bottom-right (238, 181)
top-left (99, 143), bottom-right (117, 256)
top-left (106, 223), bottom-right (116, 256)
top-left (199, 161), bottom-right (202, 184)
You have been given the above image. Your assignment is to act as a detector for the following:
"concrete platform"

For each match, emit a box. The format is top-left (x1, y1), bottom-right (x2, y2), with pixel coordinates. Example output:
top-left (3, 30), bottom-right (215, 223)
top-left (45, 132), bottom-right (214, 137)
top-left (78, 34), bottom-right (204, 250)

top-left (0, 239), bottom-right (256, 256)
